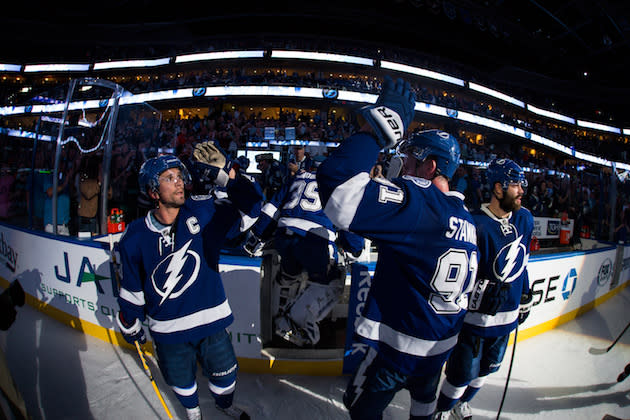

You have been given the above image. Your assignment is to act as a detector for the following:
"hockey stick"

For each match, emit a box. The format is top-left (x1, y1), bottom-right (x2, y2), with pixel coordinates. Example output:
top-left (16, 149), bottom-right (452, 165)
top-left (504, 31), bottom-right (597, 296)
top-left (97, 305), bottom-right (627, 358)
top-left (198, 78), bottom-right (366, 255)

top-left (589, 319), bottom-right (630, 355)
top-left (108, 234), bottom-right (121, 289)
top-left (134, 341), bottom-right (173, 419)
top-left (496, 326), bottom-right (518, 420)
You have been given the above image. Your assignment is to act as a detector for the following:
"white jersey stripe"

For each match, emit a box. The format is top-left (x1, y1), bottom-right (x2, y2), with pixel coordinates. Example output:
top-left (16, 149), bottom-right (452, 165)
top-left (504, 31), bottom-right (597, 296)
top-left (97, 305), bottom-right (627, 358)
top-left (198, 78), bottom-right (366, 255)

top-left (119, 287), bottom-right (145, 306)
top-left (464, 307), bottom-right (519, 327)
top-left (355, 317), bottom-right (459, 357)
top-left (148, 300), bottom-right (232, 334)
top-left (278, 217), bottom-right (336, 241)
top-left (323, 172), bottom-right (371, 230)
top-left (261, 202), bottom-right (279, 219)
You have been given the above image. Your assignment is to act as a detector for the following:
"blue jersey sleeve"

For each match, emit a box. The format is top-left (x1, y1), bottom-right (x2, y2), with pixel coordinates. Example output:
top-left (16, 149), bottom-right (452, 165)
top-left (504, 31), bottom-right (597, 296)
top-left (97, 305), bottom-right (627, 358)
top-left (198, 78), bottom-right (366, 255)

top-left (225, 173), bottom-right (263, 218)
top-left (337, 229), bottom-right (365, 255)
top-left (117, 224), bottom-right (147, 324)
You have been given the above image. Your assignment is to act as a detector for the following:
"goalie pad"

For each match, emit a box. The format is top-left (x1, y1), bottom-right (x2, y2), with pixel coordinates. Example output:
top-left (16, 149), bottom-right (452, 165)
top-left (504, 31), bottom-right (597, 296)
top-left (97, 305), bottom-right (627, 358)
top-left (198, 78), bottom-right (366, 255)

top-left (283, 279), bottom-right (344, 345)
top-left (468, 278), bottom-right (511, 315)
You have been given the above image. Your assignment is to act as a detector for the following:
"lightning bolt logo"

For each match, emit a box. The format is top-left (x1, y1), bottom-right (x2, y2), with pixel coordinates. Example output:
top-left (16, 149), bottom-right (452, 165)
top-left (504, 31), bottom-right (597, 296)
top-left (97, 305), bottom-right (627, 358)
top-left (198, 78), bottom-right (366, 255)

top-left (494, 235), bottom-right (526, 283)
top-left (152, 239), bottom-right (200, 305)
top-left (349, 346), bottom-right (377, 408)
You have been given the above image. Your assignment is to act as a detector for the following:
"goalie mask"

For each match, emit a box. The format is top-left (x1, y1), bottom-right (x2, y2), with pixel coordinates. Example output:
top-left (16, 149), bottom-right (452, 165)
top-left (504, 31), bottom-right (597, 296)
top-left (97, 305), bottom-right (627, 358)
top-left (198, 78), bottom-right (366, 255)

top-left (487, 158), bottom-right (527, 190)
top-left (396, 129), bottom-right (461, 179)
top-left (138, 154), bottom-right (191, 194)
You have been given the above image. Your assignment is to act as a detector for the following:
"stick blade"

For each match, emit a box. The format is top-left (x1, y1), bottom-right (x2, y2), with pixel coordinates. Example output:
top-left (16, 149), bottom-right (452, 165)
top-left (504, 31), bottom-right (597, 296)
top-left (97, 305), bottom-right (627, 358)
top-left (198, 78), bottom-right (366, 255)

top-left (589, 346), bottom-right (609, 355)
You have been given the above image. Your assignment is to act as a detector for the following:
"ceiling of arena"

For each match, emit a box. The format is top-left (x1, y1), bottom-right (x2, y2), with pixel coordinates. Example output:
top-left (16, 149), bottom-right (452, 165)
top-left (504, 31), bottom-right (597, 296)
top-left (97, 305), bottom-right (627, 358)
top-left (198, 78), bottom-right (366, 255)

top-left (2, 0), bottom-right (629, 122)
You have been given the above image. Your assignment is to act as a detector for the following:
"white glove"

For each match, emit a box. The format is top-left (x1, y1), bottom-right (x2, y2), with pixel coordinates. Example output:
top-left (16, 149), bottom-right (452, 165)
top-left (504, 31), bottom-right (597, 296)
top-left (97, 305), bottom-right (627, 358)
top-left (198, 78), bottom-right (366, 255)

top-left (359, 76), bottom-right (416, 149)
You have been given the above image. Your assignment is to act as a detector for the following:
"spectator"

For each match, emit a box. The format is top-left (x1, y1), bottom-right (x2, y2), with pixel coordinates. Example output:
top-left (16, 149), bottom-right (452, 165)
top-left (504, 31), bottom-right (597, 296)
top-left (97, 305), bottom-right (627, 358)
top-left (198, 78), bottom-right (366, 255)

top-left (254, 153), bottom-right (287, 200)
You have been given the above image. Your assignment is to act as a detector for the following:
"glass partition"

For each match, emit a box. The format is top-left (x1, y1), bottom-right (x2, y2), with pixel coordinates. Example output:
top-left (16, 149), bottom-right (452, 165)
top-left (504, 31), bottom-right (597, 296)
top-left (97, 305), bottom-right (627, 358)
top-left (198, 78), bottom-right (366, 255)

top-left (0, 78), bottom-right (162, 237)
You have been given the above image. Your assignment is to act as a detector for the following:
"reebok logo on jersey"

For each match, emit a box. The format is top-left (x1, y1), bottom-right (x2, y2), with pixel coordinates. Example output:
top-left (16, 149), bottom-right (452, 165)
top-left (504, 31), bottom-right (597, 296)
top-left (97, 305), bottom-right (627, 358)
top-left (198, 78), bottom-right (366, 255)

top-left (492, 237), bottom-right (526, 283)
top-left (151, 239), bottom-right (201, 305)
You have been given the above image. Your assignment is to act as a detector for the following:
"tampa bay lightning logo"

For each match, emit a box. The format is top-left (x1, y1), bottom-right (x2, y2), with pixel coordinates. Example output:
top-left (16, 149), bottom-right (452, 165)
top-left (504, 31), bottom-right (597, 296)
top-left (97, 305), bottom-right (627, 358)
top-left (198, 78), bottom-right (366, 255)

top-left (151, 239), bottom-right (200, 305)
top-left (446, 108), bottom-right (458, 118)
top-left (492, 236), bottom-right (527, 283)
top-left (322, 88), bottom-right (338, 99)
top-left (192, 87), bottom-right (206, 97)
top-left (99, 98), bottom-right (109, 107)
top-left (25, 105), bottom-right (33, 113)
top-left (524, 131), bottom-right (532, 139)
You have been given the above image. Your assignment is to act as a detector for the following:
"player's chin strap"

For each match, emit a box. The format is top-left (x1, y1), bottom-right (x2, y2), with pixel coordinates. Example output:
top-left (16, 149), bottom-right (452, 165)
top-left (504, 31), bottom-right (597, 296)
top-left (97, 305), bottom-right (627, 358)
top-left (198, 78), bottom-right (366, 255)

top-left (496, 325), bottom-right (518, 420)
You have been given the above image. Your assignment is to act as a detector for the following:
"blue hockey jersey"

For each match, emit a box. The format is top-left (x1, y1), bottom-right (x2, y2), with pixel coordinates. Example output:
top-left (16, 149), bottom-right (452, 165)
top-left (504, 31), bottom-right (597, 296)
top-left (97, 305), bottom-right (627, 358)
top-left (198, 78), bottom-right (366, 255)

top-left (252, 171), bottom-right (364, 255)
top-left (117, 175), bottom-right (262, 344)
top-left (464, 203), bottom-right (534, 337)
top-left (317, 133), bottom-right (479, 376)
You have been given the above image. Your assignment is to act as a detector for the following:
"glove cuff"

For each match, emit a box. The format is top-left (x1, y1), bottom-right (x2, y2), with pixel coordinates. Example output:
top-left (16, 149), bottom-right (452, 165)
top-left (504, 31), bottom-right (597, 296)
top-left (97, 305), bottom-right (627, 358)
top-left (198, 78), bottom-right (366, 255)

top-left (215, 169), bottom-right (230, 188)
top-left (359, 105), bottom-right (405, 149)
top-left (117, 313), bottom-right (142, 336)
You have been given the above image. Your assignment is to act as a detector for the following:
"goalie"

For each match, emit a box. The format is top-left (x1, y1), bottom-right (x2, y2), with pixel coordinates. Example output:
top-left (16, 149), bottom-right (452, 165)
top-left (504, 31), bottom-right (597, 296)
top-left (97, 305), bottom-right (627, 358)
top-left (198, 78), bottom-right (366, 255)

top-left (244, 156), bottom-right (364, 346)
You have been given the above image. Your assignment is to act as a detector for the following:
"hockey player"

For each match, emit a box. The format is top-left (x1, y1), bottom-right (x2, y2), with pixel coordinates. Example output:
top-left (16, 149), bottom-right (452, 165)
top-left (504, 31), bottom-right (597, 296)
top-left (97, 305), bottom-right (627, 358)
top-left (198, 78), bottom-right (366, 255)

top-left (116, 143), bottom-right (261, 420)
top-left (435, 158), bottom-right (534, 420)
top-left (244, 156), bottom-right (364, 346)
top-left (317, 76), bottom-right (479, 420)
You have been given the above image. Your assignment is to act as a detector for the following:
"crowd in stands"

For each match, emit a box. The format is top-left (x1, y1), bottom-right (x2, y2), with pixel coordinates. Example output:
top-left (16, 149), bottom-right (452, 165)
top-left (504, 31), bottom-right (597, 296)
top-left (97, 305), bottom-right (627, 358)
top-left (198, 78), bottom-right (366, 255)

top-left (1, 33), bottom-right (629, 245)
top-left (2, 102), bottom-right (627, 248)
top-left (2, 48), bottom-right (627, 162)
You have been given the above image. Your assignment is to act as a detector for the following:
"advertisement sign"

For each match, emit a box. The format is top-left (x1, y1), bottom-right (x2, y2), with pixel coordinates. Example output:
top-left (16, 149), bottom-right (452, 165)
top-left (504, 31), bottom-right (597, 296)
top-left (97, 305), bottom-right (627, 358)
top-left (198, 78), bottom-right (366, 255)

top-left (1, 223), bottom-right (629, 375)
top-left (342, 263), bottom-right (371, 374)
top-left (532, 217), bottom-right (575, 239)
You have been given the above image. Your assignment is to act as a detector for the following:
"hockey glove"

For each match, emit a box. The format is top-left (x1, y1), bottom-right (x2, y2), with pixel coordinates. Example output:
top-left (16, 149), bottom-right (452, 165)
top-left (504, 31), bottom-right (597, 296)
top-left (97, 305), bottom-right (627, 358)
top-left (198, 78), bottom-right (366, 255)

top-left (116, 312), bottom-right (146, 345)
top-left (243, 231), bottom-right (264, 257)
top-left (0, 280), bottom-right (25, 331)
top-left (518, 290), bottom-right (533, 325)
top-left (468, 279), bottom-right (511, 315)
top-left (192, 141), bottom-right (233, 187)
top-left (359, 75), bottom-right (416, 149)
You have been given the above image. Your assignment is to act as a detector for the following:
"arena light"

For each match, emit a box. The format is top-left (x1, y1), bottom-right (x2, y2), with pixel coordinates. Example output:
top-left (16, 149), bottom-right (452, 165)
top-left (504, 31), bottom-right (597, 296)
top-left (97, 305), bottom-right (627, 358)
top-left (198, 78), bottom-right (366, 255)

top-left (380, 61), bottom-right (465, 86)
top-left (468, 82), bottom-right (525, 108)
top-left (623, 128), bottom-right (630, 136)
top-left (175, 50), bottom-right (265, 64)
top-left (3, 83), bottom-right (628, 171)
top-left (23, 64), bottom-right (91, 72)
top-left (271, 50), bottom-right (374, 66)
top-left (526, 104), bottom-right (576, 124)
top-left (93, 57), bottom-right (171, 70)
top-left (577, 120), bottom-right (621, 134)
top-left (0, 64), bottom-right (22, 72)
top-left (0, 127), bottom-right (53, 142)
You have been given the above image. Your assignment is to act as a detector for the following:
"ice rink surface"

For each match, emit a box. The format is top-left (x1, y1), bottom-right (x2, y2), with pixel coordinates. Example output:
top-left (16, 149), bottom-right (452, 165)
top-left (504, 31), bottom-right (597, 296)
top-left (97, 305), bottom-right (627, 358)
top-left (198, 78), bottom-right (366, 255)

top-left (2, 286), bottom-right (630, 420)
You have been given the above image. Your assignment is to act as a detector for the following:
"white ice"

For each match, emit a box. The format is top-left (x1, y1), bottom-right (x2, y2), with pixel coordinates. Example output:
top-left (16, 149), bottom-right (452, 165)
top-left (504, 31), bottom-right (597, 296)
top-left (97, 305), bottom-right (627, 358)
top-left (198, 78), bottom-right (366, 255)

top-left (2, 287), bottom-right (630, 420)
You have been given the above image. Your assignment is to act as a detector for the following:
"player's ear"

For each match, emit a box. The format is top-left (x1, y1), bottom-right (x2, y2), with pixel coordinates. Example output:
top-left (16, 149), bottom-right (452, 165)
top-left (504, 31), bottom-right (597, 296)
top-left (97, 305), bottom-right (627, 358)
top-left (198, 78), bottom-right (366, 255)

top-left (425, 158), bottom-right (438, 179)
top-left (493, 182), bottom-right (503, 198)
top-left (149, 189), bottom-right (160, 201)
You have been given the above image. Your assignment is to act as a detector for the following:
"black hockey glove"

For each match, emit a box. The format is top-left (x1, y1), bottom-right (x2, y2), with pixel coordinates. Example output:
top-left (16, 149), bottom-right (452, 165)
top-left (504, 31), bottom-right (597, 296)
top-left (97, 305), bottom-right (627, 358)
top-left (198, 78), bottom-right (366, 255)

top-left (359, 75), bottom-right (416, 150)
top-left (116, 312), bottom-right (146, 345)
top-left (518, 290), bottom-right (533, 325)
top-left (192, 141), bottom-right (233, 188)
top-left (243, 231), bottom-right (264, 257)
top-left (0, 280), bottom-right (25, 331)
top-left (469, 279), bottom-right (511, 315)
